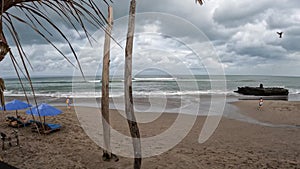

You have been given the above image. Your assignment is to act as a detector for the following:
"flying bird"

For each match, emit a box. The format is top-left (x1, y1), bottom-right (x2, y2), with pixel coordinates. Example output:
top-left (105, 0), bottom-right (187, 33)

top-left (277, 32), bottom-right (283, 38)
top-left (196, 0), bottom-right (204, 5)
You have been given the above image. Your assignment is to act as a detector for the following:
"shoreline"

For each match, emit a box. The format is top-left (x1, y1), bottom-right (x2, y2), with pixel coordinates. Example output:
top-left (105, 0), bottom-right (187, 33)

top-left (2, 95), bottom-right (300, 127)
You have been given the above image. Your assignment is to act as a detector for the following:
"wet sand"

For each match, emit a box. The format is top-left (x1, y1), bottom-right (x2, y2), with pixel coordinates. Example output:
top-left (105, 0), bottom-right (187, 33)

top-left (0, 100), bottom-right (299, 169)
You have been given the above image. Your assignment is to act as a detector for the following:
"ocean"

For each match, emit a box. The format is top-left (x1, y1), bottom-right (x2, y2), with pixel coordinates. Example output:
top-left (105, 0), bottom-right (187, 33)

top-left (3, 75), bottom-right (300, 99)
top-left (2, 76), bottom-right (300, 162)
top-left (2, 75), bottom-right (300, 116)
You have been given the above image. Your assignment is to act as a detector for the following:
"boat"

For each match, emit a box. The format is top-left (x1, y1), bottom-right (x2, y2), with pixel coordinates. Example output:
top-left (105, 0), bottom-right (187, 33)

top-left (234, 84), bottom-right (289, 96)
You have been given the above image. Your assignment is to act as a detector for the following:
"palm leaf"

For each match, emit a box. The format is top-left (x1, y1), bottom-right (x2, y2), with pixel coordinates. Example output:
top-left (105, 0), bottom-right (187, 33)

top-left (0, 0), bottom-right (112, 130)
top-left (1, 0), bottom-right (112, 77)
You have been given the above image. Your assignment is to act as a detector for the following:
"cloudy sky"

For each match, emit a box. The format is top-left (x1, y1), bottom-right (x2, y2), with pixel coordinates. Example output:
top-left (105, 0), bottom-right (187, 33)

top-left (1, 0), bottom-right (300, 77)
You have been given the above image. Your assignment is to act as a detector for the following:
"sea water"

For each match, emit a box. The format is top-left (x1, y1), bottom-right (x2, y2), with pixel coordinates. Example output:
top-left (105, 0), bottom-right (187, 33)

top-left (2, 75), bottom-right (300, 115)
top-left (3, 75), bottom-right (300, 98)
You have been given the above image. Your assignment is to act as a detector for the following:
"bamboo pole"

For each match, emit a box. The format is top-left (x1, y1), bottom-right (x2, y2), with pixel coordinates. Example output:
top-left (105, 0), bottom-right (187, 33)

top-left (124, 0), bottom-right (142, 168)
top-left (101, 6), bottom-right (114, 161)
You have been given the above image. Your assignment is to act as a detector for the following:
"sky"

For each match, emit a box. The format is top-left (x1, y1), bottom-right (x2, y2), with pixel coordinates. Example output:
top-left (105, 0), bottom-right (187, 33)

top-left (1, 0), bottom-right (300, 77)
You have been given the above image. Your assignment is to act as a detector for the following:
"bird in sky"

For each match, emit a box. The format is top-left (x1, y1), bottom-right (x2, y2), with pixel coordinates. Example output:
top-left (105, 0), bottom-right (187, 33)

top-left (277, 32), bottom-right (283, 38)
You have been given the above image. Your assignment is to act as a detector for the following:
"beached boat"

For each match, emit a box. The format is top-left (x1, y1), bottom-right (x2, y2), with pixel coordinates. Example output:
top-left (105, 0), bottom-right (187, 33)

top-left (234, 84), bottom-right (289, 96)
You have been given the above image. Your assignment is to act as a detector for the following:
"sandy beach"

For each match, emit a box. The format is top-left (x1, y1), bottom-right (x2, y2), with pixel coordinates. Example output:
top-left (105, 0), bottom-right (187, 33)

top-left (0, 100), bottom-right (299, 169)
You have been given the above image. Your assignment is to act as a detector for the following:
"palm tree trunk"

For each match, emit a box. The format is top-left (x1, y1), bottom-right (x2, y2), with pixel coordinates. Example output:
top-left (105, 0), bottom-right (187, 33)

top-left (101, 6), bottom-right (114, 161)
top-left (124, 0), bottom-right (142, 169)
top-left (0, 78), bottom-right (5, 109)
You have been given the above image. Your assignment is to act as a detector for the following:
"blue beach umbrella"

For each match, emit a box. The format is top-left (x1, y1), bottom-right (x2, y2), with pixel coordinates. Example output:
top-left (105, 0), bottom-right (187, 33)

top-left (26, 103), bottom-right (62, 117)
top-left (0, 99), bottom-right (32, 116)
top-left (26, 103), bottom-right (62, 124)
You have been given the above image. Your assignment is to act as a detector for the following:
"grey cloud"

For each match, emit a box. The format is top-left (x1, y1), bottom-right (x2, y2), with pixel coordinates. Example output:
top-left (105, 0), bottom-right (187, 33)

top-left (228, 43), bottom-right (286, 60)
top-left (1, 0), bottom-right (300, 77)
top-left (213, 0), bottom-right (271, 27)
top-left (281, 36), bottom-right (300, 51)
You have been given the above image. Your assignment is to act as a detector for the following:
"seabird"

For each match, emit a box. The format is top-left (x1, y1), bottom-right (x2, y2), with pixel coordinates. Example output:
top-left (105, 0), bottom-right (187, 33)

top-left (277, 32), bottom-right (283, 38)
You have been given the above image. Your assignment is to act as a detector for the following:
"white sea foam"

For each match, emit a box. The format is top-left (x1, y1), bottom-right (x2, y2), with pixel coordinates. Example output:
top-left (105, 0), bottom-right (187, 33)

top-left (133, 77), bottom-right (177, 81)
top-left (4, 90), bottom-right (233, 98)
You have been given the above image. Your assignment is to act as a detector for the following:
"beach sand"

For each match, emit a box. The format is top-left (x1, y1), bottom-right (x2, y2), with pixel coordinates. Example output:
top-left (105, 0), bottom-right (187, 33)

top-left (0, 100), bottom-right (299, 169)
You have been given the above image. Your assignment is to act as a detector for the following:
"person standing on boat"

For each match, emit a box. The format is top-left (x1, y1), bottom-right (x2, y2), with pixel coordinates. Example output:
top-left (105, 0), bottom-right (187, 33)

top-left (258, 97), bottom-right (263, 110)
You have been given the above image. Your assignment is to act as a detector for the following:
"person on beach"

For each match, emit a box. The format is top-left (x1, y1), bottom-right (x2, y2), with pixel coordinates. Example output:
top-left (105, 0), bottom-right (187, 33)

top-left (258, 97), bottom-right (263, 110)
top-left (66, 97), bottom-right (71, 110)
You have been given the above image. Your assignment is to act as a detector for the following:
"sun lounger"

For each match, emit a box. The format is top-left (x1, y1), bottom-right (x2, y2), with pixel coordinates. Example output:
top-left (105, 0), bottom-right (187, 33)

top-left (6, 116), bottom-right (31, 128)
top-left (30, 120), bottom-right (61, 134)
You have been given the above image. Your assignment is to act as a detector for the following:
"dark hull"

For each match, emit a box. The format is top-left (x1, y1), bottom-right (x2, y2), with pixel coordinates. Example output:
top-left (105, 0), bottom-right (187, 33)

top-left (238, 95), bottom-right (288, 100)
top-left (234, 87), bottom-right (289, 96)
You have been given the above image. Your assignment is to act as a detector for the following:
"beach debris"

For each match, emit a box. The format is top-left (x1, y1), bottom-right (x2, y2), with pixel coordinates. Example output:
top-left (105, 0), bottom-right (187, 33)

top-left (277, 32), bottom-right (283, 38)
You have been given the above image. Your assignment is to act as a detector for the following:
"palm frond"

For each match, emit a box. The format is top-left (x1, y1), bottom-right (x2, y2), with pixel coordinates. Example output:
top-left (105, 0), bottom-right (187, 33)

top-left (9, 51), bottom-right (39, 122)
top-left (0, 0), bottom-right (112, 126)
top-left (1, 0), bottom-right (112, 78)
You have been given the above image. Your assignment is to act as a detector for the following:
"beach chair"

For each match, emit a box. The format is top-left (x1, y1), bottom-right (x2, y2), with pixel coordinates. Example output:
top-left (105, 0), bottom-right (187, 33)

top-left (6, 116), bottom-right (31, 128)
top-left (31, 120), bottom-right (61, 134)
